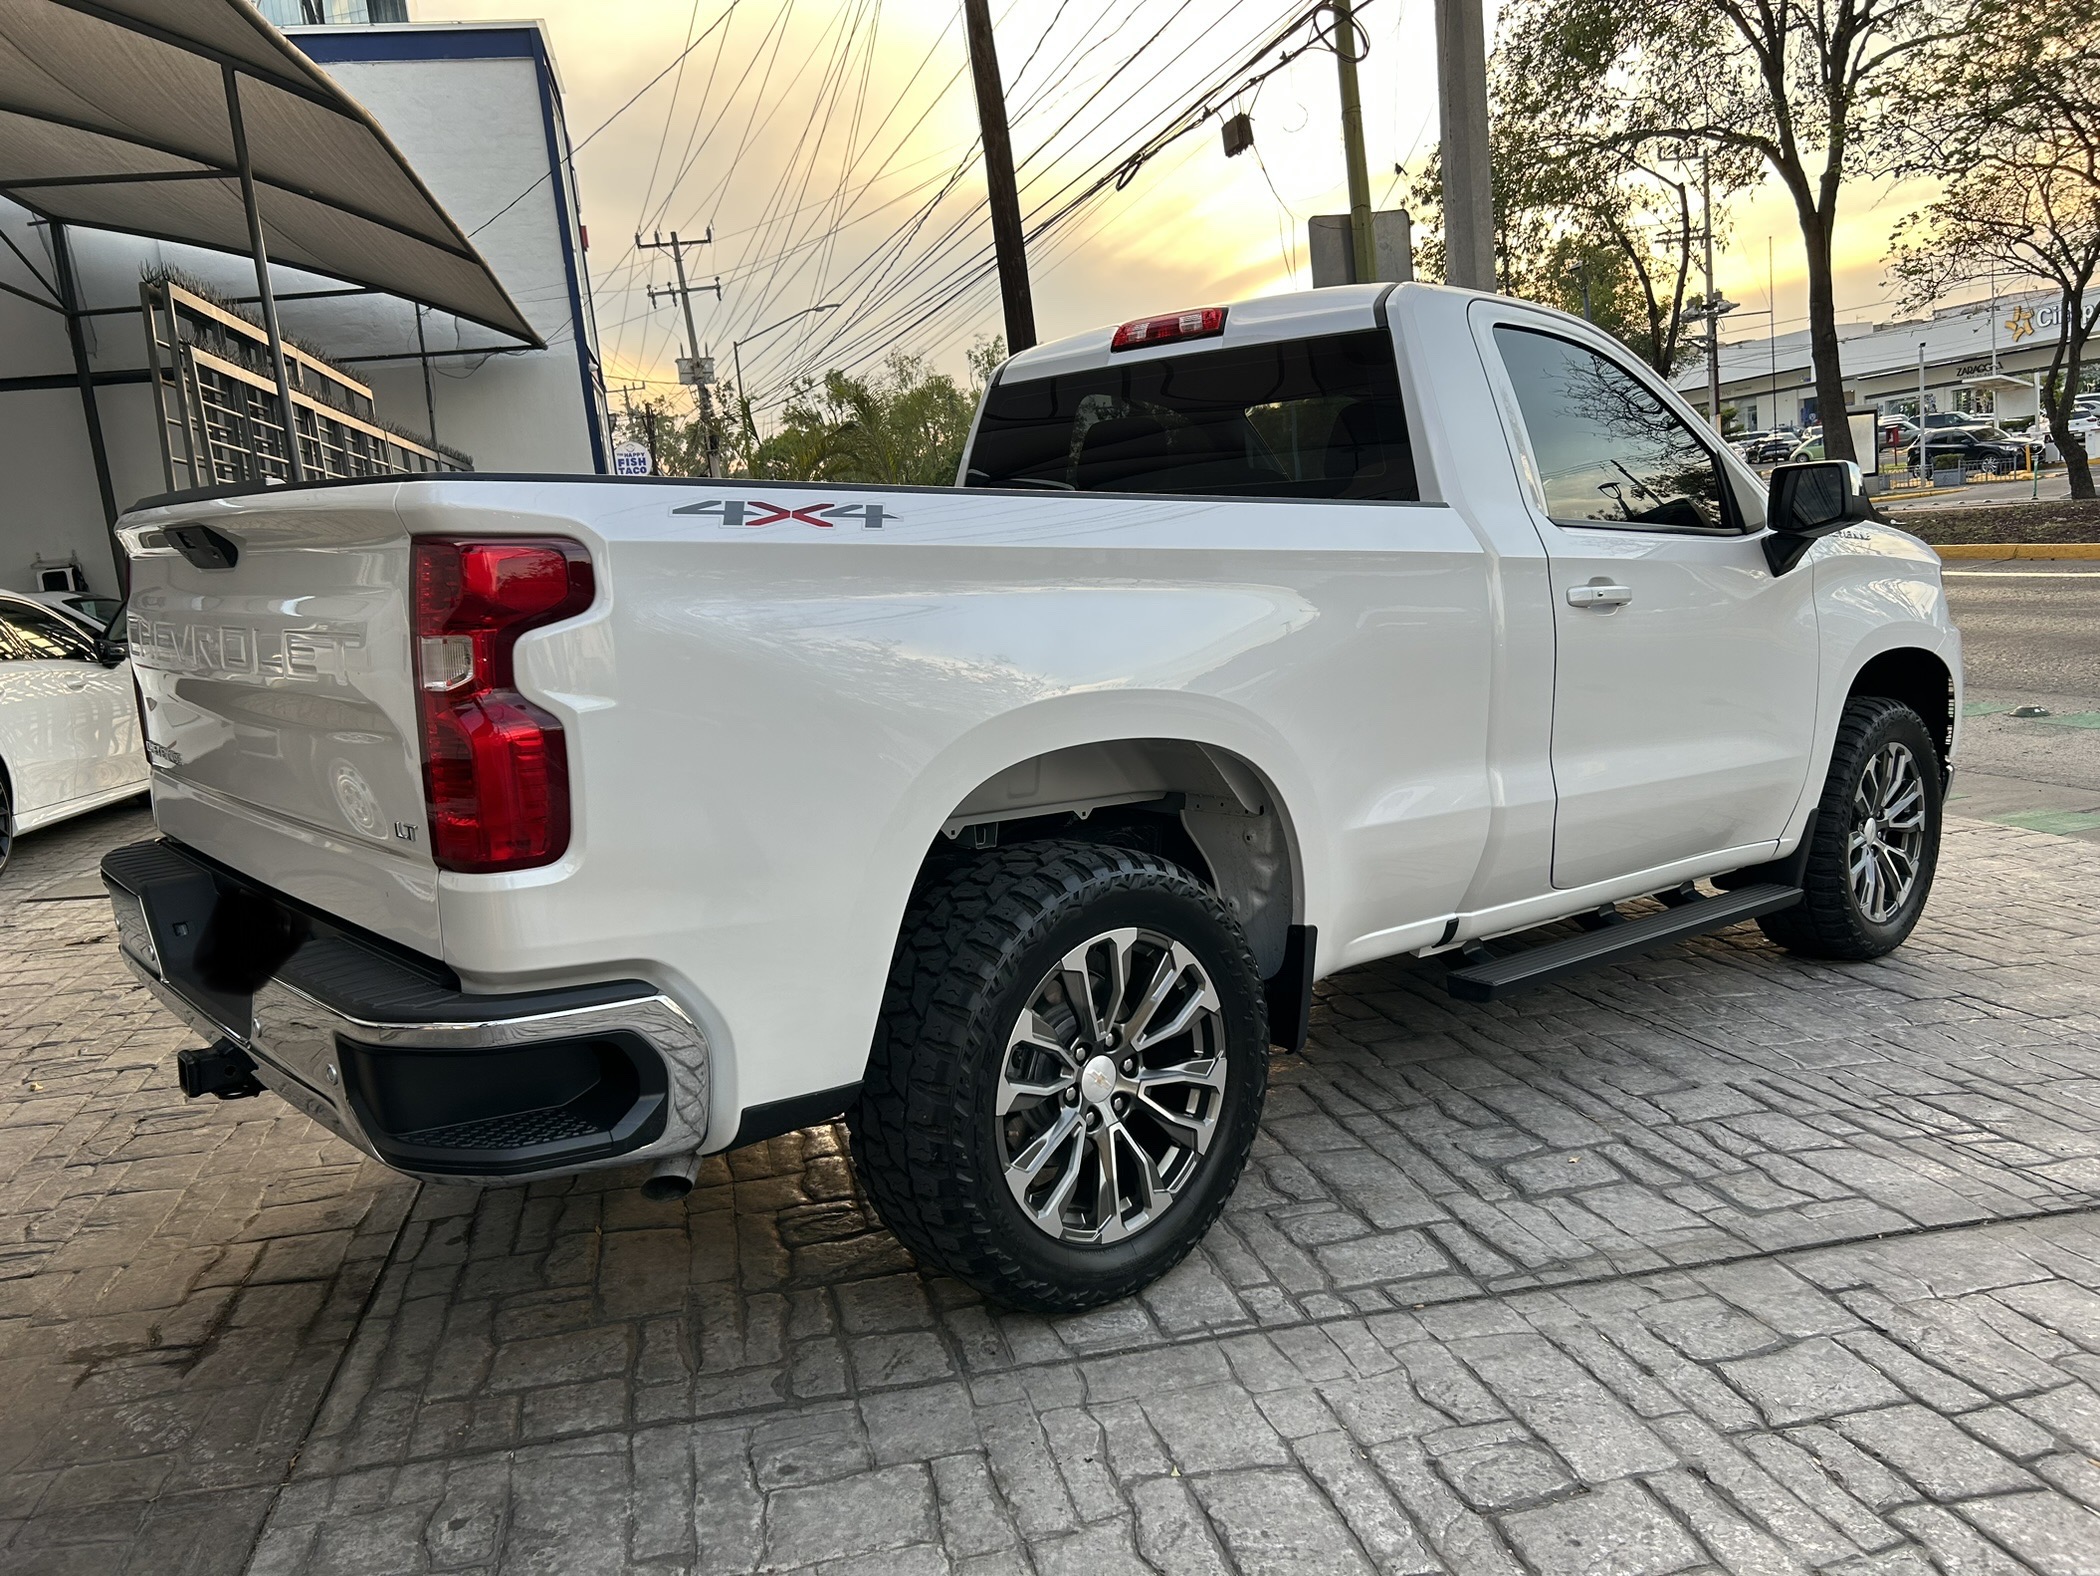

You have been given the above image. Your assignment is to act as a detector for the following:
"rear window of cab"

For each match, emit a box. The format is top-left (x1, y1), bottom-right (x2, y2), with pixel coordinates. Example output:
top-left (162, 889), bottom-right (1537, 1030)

top-left (965, 329), bottom-right (1418, 502)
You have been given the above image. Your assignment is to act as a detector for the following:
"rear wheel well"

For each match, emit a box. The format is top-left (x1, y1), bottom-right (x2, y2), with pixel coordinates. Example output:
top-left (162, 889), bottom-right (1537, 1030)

top-left (1848, 649), bottom-right (1954, 768)
top-left (919, 739), bottom-right (1299, 979)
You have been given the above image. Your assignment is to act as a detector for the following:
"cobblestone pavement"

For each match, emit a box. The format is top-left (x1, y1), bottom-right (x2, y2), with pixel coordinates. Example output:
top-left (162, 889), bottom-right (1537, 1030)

top-left (5, 807), bottom-right (2100, 1574)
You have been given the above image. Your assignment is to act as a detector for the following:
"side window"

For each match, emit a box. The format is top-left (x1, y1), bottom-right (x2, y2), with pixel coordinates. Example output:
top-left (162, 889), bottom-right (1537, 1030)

top-left (1494, 325), bottom-right (1730, 532)
top-left (0, 604), bottom-right (95, 660)
top-left (966, 330), bottom-right (1418, 501)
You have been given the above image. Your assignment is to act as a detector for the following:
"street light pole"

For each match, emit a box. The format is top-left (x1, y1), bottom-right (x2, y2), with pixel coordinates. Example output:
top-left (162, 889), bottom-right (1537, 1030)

top-left (1767, 236), bottom-right (1778, 432)
top-left (1702, 158), bottom-right (1721, 428)
top-left (732, 304), bottom-right (841, 439)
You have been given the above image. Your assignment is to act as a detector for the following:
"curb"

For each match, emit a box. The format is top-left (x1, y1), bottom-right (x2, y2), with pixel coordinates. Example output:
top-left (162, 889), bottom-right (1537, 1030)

top-left (1932, 543), bottom-right (2100, 560)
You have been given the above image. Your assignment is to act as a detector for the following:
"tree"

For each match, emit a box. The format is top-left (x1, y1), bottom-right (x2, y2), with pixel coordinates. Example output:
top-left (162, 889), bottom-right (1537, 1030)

top-left (1410, 129), bottom-right (1711, 379)
top-left (626, 395), bottom-right (712, 478)
top-left (1408, 0), bottom-right (1764, 390)
top-left (1889, 0), bottom-right (2100, 497)
top-left (1485, 0), bottom-right (1962, 464)
top-left (742, 341), bottom-right (1000, 484)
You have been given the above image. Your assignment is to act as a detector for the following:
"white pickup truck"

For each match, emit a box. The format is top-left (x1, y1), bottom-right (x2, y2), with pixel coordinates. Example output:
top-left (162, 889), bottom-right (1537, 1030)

top-left (104, 282), bottom-right (1960, 1311)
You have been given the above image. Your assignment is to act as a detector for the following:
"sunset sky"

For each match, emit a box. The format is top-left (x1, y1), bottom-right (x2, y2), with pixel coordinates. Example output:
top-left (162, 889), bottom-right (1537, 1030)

top-left (412, 0), bottom-right (1949, 417)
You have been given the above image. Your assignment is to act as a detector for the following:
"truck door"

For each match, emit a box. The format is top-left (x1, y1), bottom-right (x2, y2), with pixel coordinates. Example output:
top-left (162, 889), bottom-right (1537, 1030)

top-left (1480, 312), bottom-right (1820, 890)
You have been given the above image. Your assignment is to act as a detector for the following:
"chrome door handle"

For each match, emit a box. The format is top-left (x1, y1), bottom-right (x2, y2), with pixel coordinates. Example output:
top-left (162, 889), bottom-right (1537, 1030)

top-left (64, 678), bottom-right (87, 690)
top-left (1566, 583), bottom-right (1633, 608)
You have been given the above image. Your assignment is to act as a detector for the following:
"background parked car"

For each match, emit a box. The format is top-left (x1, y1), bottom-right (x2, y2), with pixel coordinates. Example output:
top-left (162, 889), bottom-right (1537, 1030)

top-left (1907, 427), bottom-right (2029, 475)
top-left (0, 590), bottom-right (147, 874)
top-left (29, 590), bottom-right (124, 632)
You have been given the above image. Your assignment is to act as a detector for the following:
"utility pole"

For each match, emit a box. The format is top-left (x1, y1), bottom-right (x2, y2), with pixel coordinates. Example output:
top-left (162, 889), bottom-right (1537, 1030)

top-left (639, 228), bottom-right (724, 476)
top-left (609, 380), bottom-right (645, 438)
top-left (1328, 0), bottom-right (1375, 284)
top-left (1691, 158), bottom-right (1735, 431)
top-left (963, 0), bottom-right (1035, 352)
top-left (1433, 0), bottom-right (1495, 291)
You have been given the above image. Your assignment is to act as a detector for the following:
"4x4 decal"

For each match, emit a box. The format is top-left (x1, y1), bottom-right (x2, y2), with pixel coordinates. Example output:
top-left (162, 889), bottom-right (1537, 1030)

top-left (672, 498), bottom-right (893, 529)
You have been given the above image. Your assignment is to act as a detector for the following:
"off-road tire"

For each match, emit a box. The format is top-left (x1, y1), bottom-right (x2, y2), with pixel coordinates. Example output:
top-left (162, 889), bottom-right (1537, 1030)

top-left (849, 841), bottom-right (1268, 1313)
top-left (1757, 696), bottom-right (1943, 960)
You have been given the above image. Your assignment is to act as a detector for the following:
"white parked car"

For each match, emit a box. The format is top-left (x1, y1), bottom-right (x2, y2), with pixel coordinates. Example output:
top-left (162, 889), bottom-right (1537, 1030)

top-left (0, 589), bottom-right (148, 873)
top-left (104, 283), bottom-right (1961, 1311)
top-left (30, 589), bottom-right (126, 632)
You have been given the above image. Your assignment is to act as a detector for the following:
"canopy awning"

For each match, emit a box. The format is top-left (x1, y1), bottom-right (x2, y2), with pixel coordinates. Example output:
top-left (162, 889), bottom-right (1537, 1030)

top-left (0, 0), bottom-right (539, 344)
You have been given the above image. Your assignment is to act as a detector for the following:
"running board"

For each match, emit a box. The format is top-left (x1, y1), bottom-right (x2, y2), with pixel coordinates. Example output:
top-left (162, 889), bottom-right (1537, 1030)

top-left (1444, 884), bottom-right (1803, 1003)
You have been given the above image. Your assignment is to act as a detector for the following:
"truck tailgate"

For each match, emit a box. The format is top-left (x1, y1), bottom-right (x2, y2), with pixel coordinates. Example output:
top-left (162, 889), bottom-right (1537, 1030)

top-left (124, 489), bottom-right (440, 952)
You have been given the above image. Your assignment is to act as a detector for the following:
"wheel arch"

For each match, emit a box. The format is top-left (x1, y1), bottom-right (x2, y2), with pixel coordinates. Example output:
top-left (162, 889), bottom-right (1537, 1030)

top-left (1846, 646), bottom-right (1956, 769)
top-left (929, 736), bottom-right (1306, 983)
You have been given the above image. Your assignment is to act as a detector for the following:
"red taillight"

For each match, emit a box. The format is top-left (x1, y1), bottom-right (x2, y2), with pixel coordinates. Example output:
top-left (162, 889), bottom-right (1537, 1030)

top-left (411, 538), bottom-right (593, 873)
top-left (1109, 306), bottom-right (1226, 352)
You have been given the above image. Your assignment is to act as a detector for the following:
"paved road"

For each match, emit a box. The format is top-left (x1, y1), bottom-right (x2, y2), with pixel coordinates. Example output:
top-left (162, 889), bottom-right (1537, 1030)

top-left (7, 802), bottom-right (2100, 1574)
top-left (1946, 564), bottom-right (2100, 704)
top-left (1943, 565), bottom-right (2100, 838)
top-left (2, 562), bottom-right (2098, 1574)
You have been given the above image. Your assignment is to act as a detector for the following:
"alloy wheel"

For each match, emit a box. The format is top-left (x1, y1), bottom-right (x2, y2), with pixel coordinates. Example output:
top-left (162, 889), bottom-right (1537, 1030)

top-left (995, 927), bottom-right (1229, 1245)
top-left (1849, 741), bottom-right (1926, 924)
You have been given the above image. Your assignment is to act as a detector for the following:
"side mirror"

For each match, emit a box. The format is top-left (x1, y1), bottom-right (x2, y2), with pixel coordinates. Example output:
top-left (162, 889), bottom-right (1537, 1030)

top-left (93, 636), bottom-right (127, 668)
top-left (1764, 460), bottom-right (1871, 574)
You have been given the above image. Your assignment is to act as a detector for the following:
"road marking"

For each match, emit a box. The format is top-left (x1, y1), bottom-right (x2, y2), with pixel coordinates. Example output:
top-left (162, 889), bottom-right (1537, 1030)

top-left (1944, 570), bottom-right (2100, 578)
top-left (1990, 809), bottom-right (2100, 835)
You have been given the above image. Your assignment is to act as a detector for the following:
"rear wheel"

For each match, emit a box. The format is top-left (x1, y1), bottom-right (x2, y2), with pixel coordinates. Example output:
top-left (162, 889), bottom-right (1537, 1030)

top-left (850, 841), bottom-right (1268, 1312)
top-left (1758, 696), bottom-right (1942, 960)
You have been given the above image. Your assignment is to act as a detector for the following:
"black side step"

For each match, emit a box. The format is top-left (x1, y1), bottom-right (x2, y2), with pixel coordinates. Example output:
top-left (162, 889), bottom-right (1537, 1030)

top-left (1445, 884), bottom-right (1802, 1002)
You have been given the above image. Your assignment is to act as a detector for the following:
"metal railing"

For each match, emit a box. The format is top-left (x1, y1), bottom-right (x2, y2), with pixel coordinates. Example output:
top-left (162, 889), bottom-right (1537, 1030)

top-left (141, 277), bottom-right (468, 492)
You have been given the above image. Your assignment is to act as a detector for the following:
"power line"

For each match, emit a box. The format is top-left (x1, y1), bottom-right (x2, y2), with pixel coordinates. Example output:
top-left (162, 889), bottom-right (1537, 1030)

top-left (781, 2), bottom-right (1352, 386)
top-left (760, 0), bottom-right (1283, 392)
top-left (766, 1), bottom-right (1353, 395)
top-left (470, 0), bottom-right (741, 240)
top-left (602, 0), bottom-right (1351, 420)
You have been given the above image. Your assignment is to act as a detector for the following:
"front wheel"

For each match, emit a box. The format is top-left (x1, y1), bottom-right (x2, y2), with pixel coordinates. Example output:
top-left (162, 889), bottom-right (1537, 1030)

top-left (850, 841), bottom-right (1268, 1313)
top-left (1758, 696), bottom-right (1943, 960)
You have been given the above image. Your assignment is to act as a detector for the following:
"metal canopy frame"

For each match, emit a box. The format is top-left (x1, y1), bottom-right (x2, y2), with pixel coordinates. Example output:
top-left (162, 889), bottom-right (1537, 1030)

top-left (0, 0), bottom-right (545, 576)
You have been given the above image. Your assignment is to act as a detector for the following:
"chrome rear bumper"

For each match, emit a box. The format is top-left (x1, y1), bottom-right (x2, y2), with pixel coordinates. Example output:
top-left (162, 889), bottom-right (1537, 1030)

top-left (104, 839), bottom-right (710, 1182)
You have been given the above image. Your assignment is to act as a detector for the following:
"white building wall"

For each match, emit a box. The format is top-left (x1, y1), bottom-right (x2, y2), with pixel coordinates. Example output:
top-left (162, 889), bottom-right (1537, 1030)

top-left (294, 25), bottom-right (607, 476)
top-left (0, 212), bottom-right (169, 595)
top-left (1677, 288), bottom-right (2076, 432)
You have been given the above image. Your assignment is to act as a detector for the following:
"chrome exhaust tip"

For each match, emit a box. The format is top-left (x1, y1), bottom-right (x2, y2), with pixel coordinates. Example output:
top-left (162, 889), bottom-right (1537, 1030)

top-left (640, 1150), bottom-right (703, 1202)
